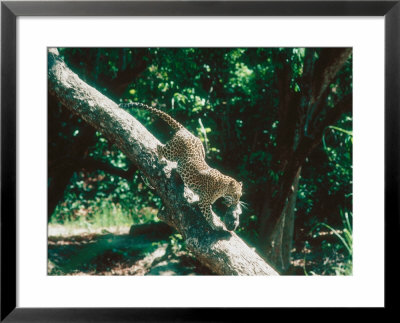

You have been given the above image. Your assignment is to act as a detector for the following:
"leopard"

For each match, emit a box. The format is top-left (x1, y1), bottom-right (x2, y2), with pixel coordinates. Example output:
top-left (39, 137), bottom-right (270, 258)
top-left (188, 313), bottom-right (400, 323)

top-left (120, 101), bottom-right (243, 231)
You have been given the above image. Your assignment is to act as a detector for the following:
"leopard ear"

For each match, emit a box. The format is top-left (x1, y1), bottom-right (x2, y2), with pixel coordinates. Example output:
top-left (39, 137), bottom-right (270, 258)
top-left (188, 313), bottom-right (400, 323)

top-left (230, 180), bottom-right (242, 187)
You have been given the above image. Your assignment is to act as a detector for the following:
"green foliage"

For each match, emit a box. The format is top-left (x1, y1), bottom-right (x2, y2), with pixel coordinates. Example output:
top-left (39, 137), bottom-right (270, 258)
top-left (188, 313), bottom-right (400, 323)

top-left (51, 168), bottom-right (161, 228)
top-left (297, 113), bottom-right (352, 224)
top-left (305, 210), bottom-right (353, 275)
top-left (50, 47), bottom-right (352, 274)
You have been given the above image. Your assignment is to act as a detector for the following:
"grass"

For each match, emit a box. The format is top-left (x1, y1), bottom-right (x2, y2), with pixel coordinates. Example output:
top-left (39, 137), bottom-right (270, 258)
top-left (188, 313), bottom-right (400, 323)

top-left (49, 200), bottom-right (158, 236)
top-left (305, 210), bottom-right (353, 276)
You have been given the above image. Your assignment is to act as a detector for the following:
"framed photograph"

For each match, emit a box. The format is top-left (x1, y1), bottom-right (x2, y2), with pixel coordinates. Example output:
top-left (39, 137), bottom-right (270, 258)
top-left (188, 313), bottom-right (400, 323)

top-left (1, 0), bottom-right (397, 320)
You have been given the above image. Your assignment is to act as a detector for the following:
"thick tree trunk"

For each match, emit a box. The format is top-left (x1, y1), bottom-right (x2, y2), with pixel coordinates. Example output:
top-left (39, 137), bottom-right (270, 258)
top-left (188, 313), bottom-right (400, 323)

top-left (48, 48), bottom-right (278, 276)
top-left (258, 48), bottom-right (352, 272)
top-left (263, 167), bottom-right (301, 272)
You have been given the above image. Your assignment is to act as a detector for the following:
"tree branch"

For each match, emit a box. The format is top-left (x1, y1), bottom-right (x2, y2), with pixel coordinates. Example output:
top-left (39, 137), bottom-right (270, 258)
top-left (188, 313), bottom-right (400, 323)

top-left (48, 48), bottom-right (278, 276)
top-left (310, 48), bottom-right (352, 106)
top-left (305, 48), bottom-right (352, 135)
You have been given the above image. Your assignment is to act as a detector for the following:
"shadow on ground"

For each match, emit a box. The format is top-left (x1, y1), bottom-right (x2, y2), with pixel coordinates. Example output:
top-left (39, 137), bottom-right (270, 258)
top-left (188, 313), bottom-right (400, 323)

top-left (48, 222), bottom-right (214, 276)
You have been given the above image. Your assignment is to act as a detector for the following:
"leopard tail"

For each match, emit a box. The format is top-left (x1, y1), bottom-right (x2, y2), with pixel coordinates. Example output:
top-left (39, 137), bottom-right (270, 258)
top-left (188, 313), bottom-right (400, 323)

top-left (120, 102), bottom-right (183, 131)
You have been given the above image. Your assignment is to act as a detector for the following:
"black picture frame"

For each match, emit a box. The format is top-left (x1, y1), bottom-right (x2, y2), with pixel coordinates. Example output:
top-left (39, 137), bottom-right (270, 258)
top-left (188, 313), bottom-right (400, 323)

top-left (1, 0), bottom-right (398, 321)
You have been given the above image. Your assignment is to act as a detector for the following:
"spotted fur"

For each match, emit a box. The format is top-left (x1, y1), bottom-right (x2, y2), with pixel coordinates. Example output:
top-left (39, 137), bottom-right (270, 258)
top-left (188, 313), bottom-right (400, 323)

top-left (120, 102), bottom-right (243, 230)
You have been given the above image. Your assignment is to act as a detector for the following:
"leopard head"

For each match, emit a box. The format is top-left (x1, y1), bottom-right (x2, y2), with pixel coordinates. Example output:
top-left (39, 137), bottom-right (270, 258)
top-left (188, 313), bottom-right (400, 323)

top-left (224, 179), bottom-right (243, 206)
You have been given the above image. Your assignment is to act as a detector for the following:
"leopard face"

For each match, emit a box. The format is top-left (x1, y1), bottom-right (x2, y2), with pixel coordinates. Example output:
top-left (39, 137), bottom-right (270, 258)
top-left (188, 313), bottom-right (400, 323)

top-left (224, 180), bottom-right (243, 206)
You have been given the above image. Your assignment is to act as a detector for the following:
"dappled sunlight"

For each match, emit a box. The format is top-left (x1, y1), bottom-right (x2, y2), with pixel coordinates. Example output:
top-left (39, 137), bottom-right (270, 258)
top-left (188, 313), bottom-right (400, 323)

top-left (48, 223), bottom-right (213, 276)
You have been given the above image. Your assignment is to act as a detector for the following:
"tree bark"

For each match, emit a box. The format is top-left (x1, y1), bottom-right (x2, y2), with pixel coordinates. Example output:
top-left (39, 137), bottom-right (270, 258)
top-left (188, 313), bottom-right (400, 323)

top-left (263, 167), bottom-right (301, 272)
top-left (48, 48), bottom-right (278, 276)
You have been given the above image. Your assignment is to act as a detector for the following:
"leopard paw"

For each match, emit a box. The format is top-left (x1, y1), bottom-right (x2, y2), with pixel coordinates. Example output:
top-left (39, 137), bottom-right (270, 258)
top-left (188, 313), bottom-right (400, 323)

top-left (206, 211), bottom-right (225, 231)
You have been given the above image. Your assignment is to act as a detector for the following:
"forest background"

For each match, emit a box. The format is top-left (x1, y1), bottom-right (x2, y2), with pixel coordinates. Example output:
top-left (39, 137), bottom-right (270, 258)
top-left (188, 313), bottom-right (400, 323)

top-left (48, 48), bottom-right (352, 275)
